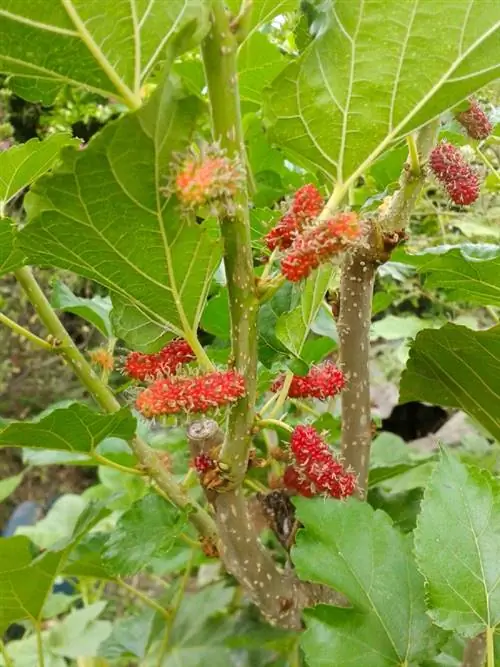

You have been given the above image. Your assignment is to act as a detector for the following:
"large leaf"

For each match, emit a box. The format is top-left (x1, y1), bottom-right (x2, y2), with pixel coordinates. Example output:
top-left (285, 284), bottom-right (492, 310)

top-left (0, 217), bottom-right (23, 274)
top-left (0, 134), bottom-right (77, 214)
top-left (414, 452), bottom-right (500, 636)
top-left (265, 0), bottom-right (500, 182)
top-left (276, 264), bottom-right (333, 357)
top-left (20, 78), bottom-right (221, 352)
top-left (400, 324), bottom-right (500, 441)
top-left (0, 403), bottom-right (136, 456)
top-left (102, 494), bottom-right (187, 576)
top-left (293, 497), bottom-right (444, 666)
top-left (395, 245), bottom-right (500, 307)
top-left (0, 0), bottom-right (210, 104)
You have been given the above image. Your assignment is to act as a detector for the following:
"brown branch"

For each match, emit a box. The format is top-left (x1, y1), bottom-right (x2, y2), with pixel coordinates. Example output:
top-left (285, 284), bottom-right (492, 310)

top-left (462, 634), bottom-right (486, 667)
top-left (338, 244), bottom-right (377, 498)
top-left (188, 419), bottom-right (347, 629)
top-left (339, 121), bottom-right (439, 496)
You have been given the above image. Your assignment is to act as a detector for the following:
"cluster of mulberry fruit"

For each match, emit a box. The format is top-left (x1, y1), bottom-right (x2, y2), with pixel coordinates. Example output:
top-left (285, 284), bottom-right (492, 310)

top-left (271, 362), bottom-right (345, 399)
top-left (265, 184), bottom-right (324, 251)
top-left (280, 212), bottom-right (361, 282)
top-left (125, 339), bottom-right (195, 380)
top-left (135, 370), bottom-right (246, 417)
top-left (429, 142), bottom-right (480, 206)
top-left (284, 425), bottom-right (356, 499)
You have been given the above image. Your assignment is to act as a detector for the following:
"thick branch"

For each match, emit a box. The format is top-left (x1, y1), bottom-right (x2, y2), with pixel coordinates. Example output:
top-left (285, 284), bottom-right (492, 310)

top-left (462, 634), bottom-right (486, 667)
top-left (338, 248), bottom-right (376, 497)
top-left (339, 121), bottom-right (439, 495)
top-left (201, 0), bottom-right (259, 483)
top-left (188, 419), bottom-right (346, 629)
top-left (14, 267), bottom-right (216, 539)
top-left (379, 122), bottom-right (439, 233)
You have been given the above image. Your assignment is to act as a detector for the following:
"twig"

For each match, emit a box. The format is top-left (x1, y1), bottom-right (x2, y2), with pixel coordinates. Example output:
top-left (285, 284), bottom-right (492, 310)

top-left (187, 419), bottom-right (348, 629)
top-left (115, 578), bottom-right (170, 620)
top-left (0, 312), bottom-right (54, 351)
top-left (13, 266), bottom-right (216, 539)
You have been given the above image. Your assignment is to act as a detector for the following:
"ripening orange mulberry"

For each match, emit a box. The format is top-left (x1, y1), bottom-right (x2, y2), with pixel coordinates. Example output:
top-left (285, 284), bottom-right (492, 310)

top-left (89, 348), bottom-right (114, 372)
top-left (172, 144), bottom-right (245, 215)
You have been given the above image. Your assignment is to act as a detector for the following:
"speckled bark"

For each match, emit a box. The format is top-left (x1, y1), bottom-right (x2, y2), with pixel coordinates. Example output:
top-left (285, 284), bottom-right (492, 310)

top-left (337, 249), bottom-right (376, 498)
top-left (188, 419), bottom-right (347, 629)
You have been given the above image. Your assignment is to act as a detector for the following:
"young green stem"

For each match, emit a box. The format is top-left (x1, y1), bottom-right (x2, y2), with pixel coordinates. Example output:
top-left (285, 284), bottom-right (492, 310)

top-left (115, 578), bottom-right (170, 620)
top-left (14, 267), bottom-right (216, 539)
top-left (338, 249), bottom-right (376, 498)
top-left (406, 134), bottom-right (421, 175)
top-left (486, 627), bottom-right (495, 667)
top-left (0, 312), bottom-right (54, 351)
top-left (475, 146), bottom-right (500, 182)
top-left (14, 267), bottom-right (119, 413)
top-left (201, 0), bottom-right (259, 483)
top-left (35, 622), bottom-right (45, 667)
top-left (256, 418), bottom-right (293, 434)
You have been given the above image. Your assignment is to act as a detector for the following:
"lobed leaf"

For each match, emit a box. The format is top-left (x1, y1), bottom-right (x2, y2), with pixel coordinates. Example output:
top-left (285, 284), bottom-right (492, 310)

top-left (0, 218), bottom-right (23, 274)
top-left (293, 497), bottom-right (444, 666)
top-left (400, 323), bottom-right (500, 441)
top-left (265, 0), bottom-right (500, 184)
top-left (414, 452), bottom-right (500, 636)
top-left (0, 501), bottom-right (106, 633)
top-left (51, 280), bottom-right (113, 337)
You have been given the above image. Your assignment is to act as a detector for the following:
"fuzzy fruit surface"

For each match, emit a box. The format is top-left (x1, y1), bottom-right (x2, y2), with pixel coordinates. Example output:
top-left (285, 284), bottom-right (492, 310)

top-left (125, 340), bottom-right (195, 381)
top-left (265, 184), bottom-right (323, 251)
top-left (429, 141), bottom-right (480, 205)
top-left (281, 212), bottom-right (361, 282)
top-left (136, 369), bottom-right (245, 416)
top-left (287, 425), bottom-right (356, 498)
top-left (272, 362), bottom-right (345, 399)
